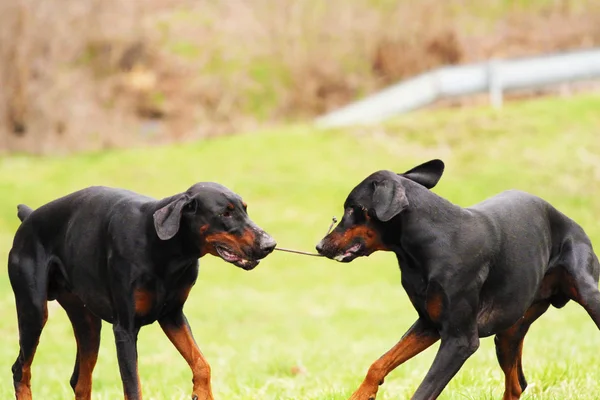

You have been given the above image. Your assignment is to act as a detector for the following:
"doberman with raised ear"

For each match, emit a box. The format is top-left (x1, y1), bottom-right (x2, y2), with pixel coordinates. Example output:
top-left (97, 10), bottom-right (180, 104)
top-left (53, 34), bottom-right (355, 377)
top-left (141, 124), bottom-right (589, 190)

top-left (316, 159), bottom-right (600, 400)
top-left (9, 182), bottom-right (276, 400)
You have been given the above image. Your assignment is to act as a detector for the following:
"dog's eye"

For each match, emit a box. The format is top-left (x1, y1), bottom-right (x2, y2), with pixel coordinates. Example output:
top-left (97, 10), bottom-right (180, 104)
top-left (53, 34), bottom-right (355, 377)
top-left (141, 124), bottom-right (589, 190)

top-left (353, 207), bottom-right (367, 220)
top-left (221, 210), bottom-right (232, 218)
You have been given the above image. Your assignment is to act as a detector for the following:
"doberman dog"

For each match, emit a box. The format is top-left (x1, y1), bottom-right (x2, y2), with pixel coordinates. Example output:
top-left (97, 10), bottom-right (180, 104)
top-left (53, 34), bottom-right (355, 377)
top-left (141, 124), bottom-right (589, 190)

top-left (316, 159), bottom-right (600, 400)
top-left (9, 183), bottom-right (276, 400)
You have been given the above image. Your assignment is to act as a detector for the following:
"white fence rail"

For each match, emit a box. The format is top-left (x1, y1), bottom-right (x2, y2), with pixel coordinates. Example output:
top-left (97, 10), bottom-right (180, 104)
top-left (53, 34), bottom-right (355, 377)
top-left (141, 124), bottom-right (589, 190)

top-left (315, 48), bottom-right (600, 128)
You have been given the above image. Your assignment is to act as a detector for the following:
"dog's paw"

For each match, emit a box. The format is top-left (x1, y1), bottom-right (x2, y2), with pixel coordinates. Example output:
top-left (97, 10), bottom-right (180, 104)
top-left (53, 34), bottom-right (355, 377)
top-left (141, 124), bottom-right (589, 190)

top-left (348, 395), bottom-right (376, 400)
top-left (192, 393), bottom-right (214, 400)
top-left (348, 386), bottom-right (378, 400)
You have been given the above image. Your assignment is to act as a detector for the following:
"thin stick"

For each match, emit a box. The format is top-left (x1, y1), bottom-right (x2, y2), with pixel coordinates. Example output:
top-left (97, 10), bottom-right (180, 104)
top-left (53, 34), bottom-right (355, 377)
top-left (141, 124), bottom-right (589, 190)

top-left (325, 216), bottom-right (338, 235)
top-left (274, 216), bottom-right (338, 258)
top-left (274, 247), bottom-right (323, 257)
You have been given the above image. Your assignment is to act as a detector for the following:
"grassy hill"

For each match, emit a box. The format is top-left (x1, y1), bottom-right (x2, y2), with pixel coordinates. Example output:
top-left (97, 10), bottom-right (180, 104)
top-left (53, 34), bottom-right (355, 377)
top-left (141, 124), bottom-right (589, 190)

top-left (1, 93), bottom-right (600, 399)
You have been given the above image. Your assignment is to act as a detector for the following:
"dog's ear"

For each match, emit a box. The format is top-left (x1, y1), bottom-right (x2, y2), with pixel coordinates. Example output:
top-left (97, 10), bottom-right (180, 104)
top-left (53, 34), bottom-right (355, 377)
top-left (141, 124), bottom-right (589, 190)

top-left (153, 195), bottom-right (192, 240)
top-left (372, 179), bottom-right (408, 222)
top-left (401, 159), bottom-right (445, 189)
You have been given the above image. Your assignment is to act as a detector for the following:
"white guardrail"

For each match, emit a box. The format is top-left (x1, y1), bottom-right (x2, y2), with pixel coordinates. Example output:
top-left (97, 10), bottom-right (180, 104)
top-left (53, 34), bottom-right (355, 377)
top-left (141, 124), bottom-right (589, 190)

top-left (315, 48), bottom-right (600, 128)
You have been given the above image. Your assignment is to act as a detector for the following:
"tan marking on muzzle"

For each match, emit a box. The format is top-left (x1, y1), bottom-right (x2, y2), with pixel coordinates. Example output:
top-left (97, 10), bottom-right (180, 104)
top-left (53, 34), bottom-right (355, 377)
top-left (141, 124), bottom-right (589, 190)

top-left (202, 229), bottom-right (257, 257)
top-left (327, 224), bottom-right (386, 255)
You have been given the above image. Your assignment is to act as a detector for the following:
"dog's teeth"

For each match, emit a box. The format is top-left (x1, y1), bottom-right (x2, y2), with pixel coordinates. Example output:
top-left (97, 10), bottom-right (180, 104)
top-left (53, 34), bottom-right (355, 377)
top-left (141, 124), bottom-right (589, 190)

top-left (334, 254), bottom-right (345, 261)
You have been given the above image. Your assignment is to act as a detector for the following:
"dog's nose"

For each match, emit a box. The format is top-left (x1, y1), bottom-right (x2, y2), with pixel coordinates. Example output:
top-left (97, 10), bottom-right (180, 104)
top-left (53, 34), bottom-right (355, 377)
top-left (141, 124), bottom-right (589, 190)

top-left (316, 241), bottom-right (324, 253)
top-left (260, 236), bottom-right (277, 254)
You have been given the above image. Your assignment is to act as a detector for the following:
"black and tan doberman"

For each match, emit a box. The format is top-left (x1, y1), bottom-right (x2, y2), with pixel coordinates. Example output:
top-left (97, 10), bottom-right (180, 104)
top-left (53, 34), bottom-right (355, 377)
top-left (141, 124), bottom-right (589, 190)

top-left (9, 183), bottom-right (276, 400)
top-left (317, 159), bottom-right (600, 400)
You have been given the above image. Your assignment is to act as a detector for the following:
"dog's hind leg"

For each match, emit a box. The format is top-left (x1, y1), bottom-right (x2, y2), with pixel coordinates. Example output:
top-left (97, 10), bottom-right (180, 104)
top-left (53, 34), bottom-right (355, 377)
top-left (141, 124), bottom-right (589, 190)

top-left (559, 241), bottom-right (600, 329)
top-left (57, 292), bottom-right (102, 400)
top-left (8, 251), bottom-right (49, 400)
top-left (494, 301), bottom-right (550, 400)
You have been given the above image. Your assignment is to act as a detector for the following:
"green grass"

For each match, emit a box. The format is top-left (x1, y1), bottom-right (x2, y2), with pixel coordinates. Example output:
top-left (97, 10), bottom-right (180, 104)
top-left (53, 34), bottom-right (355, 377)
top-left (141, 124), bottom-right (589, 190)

top-left (2, 93), bottom-right (600, 399)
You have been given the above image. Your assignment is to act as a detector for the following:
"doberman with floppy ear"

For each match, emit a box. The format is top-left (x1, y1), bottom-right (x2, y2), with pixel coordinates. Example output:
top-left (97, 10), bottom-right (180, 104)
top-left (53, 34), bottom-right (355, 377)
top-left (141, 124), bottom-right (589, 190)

top-left (9, 182), bottom-right (276, 400)
top-left (316, 159), bottom-right (600, 400)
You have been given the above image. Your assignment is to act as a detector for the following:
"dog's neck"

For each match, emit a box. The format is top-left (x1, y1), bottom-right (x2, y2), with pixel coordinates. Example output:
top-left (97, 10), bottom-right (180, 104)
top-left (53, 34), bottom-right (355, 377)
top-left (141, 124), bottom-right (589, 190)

top-left (386, 179), bottom-right (467, 259)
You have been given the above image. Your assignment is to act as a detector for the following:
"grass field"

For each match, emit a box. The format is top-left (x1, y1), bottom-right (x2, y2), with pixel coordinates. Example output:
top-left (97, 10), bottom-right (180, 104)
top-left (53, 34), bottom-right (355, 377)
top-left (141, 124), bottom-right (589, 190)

top-left (1, 93), bottom-right (600, 399)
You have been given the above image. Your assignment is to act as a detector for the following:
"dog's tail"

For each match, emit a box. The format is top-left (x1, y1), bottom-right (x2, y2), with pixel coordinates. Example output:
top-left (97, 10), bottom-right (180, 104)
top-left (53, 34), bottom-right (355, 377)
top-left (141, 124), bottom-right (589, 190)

top-left (17, 204), bottom-right (34, 222)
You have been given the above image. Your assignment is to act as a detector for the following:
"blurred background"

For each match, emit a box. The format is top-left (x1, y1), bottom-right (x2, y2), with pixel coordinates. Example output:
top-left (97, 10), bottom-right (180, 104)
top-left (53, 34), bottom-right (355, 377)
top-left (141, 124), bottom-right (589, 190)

top-left (2, 1), bottom-right (600, 399)
top-left (1, 0), bottom-right (600, 154)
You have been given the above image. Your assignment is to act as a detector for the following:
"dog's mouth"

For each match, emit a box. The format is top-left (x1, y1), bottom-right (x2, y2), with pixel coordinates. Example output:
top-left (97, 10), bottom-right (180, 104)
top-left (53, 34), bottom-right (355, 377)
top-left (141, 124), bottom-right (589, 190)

top-left (333, 243), bottom-right (363, 262)
top-left (215, 246), bottom-right (260, 270)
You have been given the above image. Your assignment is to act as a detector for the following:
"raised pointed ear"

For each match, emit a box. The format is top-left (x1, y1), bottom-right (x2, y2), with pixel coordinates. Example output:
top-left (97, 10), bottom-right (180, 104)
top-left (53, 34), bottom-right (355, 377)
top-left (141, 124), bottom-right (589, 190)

top-left (401, 159), bottom-right (445, 189)
top-left (153, 195), bottom-right (192, 240)
top-left (372, 179), bottom-right (408, 222)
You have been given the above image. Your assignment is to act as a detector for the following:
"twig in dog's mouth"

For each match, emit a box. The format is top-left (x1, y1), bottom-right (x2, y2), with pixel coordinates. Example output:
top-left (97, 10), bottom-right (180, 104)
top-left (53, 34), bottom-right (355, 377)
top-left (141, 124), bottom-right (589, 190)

top-left (325, 216), bottom-right (338, 235)
top-left (274, 247), bottom-right (323, 257)
top-left (274, 216), bottom-right (338, 257)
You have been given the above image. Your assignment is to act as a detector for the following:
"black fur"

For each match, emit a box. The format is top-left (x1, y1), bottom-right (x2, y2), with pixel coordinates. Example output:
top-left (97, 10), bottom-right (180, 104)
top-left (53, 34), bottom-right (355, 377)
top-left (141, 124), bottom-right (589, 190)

top-left (317, 159), bottom-right (600, 400)
top-left (9, 183), bottom-right (276, 400)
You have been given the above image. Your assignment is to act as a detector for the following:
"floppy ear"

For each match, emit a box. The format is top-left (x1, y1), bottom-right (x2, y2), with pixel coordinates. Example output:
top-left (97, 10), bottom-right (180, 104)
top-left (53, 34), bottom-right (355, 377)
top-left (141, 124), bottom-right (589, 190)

top-left (372, 180), bottom-right (408, 222)
top-left (401, 159), bottom-right (445, 189)
top-left (153, 195), bottom-right (192, 240)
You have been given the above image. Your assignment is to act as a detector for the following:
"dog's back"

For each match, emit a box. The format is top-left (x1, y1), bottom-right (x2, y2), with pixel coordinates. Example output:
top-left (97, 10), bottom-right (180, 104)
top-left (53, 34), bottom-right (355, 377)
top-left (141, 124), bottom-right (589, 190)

top-left (10, 186), bottom-right (155, 295)
top-left (470, 189), bottom-right (590, 251)
top-left (14, 186), bottom-right (152, 246)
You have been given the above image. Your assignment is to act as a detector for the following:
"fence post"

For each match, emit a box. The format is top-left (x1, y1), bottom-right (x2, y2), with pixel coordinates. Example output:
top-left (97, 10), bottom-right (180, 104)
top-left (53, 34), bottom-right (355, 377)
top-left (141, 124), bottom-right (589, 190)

top-left (488, 60), bottom-right (503, 109)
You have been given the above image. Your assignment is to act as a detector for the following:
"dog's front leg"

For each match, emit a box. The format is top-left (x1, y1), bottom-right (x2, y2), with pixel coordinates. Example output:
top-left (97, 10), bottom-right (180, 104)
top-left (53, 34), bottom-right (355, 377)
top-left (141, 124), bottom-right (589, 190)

top-left (411, 332), bottom-right (479, 399)
top-left (410, 295), bottom-right (480, 400)
top-left (113, 323), bottom-right (142, 400)
top-left (349, 319), bottom-right (440, 400)
top-left (159, 308), bottom-right (213, 400)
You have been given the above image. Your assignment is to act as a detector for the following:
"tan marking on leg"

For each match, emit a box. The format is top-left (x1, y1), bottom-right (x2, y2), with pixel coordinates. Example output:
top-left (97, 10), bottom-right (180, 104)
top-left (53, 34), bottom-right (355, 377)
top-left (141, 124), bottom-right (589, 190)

top-left (349, 329), bottom-right (439, 400)
top-left (179, 285), bottom-right (194, 304)
top-left (73, 314), bottom-right (101, 400)
top-left (161, 323), bottom-right (213, 400)
top-left (134, 289), bottom-right (154, 316)
top-left (426, 291), bottom-right (444, 323)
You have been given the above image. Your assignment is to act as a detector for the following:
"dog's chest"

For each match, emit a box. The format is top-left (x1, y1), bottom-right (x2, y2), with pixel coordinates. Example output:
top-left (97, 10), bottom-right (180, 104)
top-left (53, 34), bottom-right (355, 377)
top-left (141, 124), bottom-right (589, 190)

top-left (400, 268), bottom-right (429, 316)
top-left (132, 265), bottom-right (199, 324)
top-left (132, 282), bottom-right (194, 324)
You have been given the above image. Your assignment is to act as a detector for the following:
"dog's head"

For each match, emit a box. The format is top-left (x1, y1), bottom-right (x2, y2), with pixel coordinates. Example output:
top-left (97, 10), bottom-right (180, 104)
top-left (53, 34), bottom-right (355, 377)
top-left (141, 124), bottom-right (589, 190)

top-left (316, 159), bottom-right (444, 262)
top-left (153, 183), bottom-right (276, 270)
